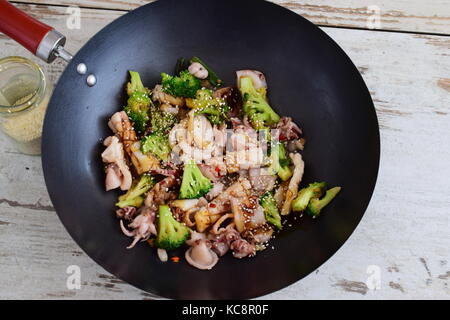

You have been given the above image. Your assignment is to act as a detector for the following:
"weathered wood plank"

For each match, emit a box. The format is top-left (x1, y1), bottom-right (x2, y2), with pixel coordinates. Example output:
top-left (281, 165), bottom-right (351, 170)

top-left (9, 0), bottom-right (450, 35)
top-left (273, 0), bottom-right (450, 35)
top-left (0, 4), bottom-right (449, 299)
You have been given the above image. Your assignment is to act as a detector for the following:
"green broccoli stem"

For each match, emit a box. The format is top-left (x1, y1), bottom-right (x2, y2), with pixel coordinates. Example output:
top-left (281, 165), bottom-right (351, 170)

top-left (306, 187), bottom-right (341, 217)
top-left (260, 192), bottom-right (282, 230)
top-left (115, 175), bottom-right (155, 208)
top-left (277, 165), bottom-right (293, 182)
top-left (128, 70), bottom-right (146, 95)
top-left (292, 182), bottom-right (327, 212)
top-left (116, 197), bottom-right (144, 209)
top-left (270, 143), bottom-right (292, 181)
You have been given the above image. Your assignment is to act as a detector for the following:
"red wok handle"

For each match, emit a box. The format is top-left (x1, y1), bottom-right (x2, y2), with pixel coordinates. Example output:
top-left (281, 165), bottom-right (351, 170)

top-left (0, 0), bottom-right (72, 63)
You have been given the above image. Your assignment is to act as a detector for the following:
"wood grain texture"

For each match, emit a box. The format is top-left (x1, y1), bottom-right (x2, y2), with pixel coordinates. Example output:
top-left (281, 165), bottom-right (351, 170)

top-left (9, 0), bottom-right (450, 35)
top-left (0, 4), bottom-right (449, 299)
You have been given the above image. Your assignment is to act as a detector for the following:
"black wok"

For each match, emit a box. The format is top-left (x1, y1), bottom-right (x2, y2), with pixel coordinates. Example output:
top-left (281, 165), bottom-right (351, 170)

top-left (0, 0), bottom-right (380, 299)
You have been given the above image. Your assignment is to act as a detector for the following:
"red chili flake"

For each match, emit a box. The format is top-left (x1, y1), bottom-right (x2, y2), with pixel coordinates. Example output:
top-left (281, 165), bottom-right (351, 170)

top-left (209, 203), bottom-right (216, 208)
top-left (279, 133), bottom-right (286, 141)
top-left (171, 256), bottom-right (180, 263)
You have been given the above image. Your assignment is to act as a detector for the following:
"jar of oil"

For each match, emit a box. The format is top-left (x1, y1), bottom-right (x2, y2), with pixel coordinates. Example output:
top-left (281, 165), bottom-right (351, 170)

top-left (0, 56), bottom-right (53, 155)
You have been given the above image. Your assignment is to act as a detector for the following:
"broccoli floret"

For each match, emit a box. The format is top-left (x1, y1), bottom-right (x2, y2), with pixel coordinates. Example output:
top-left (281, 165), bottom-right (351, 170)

top-left (124, 71), bottom-right (151, 133)
top-left (150, 107), bottom-right (178, 134)
top-left (127, 91), bottom-right (151, 111)
top-left (186, 88), bottom-right (220, 109)
top-left (115, 174), bottom-right (155, 208)
top-left (276, 144), bottom-right (292, 181)
top-left (198, 104), bottom-right (230, 125)
top-left (127, 70), bottom-right (150, 96)
top-left (292, 182), bottom-right (328, 212)
top-left (161, 70), bottom-right (201, 98)
top-left (141, 133), bottom-right (171, 161)
top-left (186, 89), bottom-right (230, 125)
top-left (190, 56), bottom-right (223, 87)
top-left (269, 142), bottom-right (293, 181)
top-left (239, 76), bottom-right (280, 129)
top-left (124, 105), bottom-right (149, 134)
top-left (155, 205), bottom-right (190, 250)
top-left (306, 187), bottom-right (342, 217)
top-left (260, 192), bottom-right (282, 230)
top-left (179, 160), bottom-right (213, 199)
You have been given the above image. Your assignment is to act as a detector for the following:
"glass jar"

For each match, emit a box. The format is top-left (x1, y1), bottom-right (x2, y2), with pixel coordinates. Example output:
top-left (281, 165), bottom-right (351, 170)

top-left (0, 56), bottom-right (53, 155)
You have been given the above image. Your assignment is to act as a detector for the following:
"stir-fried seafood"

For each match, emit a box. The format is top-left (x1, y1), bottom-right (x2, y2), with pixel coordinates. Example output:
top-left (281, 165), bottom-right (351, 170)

top-left (101, 57), bottom-right (341, 270)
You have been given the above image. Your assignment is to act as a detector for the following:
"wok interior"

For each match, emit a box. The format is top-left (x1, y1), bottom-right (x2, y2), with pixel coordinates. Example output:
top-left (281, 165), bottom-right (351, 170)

top-left (42, 0), bottom-right (379, 299)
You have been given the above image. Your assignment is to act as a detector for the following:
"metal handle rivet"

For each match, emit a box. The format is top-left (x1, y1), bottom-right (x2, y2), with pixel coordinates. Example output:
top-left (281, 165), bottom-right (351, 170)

top-left (86, 74), bottom-right (97, 87)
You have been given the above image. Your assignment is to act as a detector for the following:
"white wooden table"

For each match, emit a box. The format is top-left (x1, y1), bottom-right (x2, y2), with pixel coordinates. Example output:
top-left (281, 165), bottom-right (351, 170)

top-left (0, 0), bottom-right (449, 300)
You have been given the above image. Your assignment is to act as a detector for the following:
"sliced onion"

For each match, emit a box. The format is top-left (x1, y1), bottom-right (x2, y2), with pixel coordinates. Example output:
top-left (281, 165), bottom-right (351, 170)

top-left (231, 197), bottom-right (245, 233)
